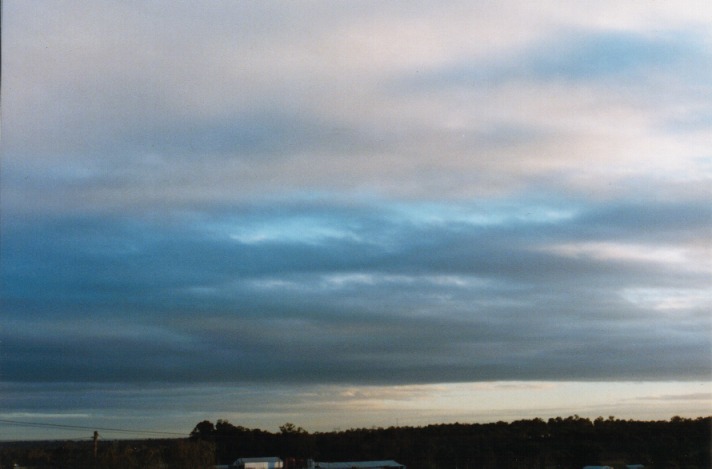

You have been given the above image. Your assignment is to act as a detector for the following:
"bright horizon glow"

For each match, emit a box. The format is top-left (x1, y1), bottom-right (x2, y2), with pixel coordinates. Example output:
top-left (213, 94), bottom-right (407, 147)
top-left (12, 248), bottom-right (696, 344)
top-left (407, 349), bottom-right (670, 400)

top-left (1, 381), bottom-right (709, 441)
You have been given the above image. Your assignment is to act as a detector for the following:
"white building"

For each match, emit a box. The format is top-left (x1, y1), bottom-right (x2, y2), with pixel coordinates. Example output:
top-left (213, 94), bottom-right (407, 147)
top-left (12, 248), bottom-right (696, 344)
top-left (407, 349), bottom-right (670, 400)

top-left (232, 457), bottom-right (284, 469)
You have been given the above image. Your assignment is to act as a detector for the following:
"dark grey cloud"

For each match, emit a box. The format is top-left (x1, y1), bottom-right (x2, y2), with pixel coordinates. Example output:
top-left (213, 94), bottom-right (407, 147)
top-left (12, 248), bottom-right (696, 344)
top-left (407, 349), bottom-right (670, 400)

top-left (3, 198), bottom-right (709, 388)
top-left (4, 304), bottom-right (708, 385)
top-left (4, 200), bottom-right (708, 314)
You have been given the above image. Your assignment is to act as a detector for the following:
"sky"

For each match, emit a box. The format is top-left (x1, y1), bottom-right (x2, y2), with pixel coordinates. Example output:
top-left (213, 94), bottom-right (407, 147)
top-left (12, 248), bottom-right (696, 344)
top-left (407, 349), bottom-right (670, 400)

top-left (1, 1), bottom-right (711, 441)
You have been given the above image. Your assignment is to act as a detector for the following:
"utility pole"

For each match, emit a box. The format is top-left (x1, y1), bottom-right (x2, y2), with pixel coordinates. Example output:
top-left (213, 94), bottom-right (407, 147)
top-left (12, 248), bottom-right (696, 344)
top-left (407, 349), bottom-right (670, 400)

top-left (93, 431), bottom-right (99, 466)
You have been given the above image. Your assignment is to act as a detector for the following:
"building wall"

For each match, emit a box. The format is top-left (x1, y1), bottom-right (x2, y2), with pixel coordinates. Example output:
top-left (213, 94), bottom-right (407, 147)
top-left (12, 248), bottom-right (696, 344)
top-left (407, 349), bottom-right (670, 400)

top-left (240, 460), bottom-right (284, 469)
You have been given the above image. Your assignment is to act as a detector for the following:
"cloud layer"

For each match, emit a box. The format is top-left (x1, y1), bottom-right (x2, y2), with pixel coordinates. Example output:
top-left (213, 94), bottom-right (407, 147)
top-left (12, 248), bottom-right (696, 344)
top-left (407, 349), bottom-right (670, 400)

top-left (1, 0), bottom-right (711, 436)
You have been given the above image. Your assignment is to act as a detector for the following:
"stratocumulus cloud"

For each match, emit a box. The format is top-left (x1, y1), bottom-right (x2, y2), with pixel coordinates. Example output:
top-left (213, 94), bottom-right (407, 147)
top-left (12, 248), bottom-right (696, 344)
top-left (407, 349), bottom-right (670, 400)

top-left (1, 0), bottom-right (711, 438)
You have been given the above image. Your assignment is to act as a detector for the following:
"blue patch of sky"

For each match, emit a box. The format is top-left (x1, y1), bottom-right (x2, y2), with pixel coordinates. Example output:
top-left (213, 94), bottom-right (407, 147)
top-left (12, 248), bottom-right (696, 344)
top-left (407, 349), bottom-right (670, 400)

top-left (194, 197), bottom-right (581, 250)
top-left (225, 216), bottom-right (364, 245)
top-left (660, 111), bottom-right (712, 133)
top-left (384, 200), bottom-right (578, 228)
top-left (525, 30), bottom-right (703, 81)
top-left (402, 29), bottom-right (709, 89)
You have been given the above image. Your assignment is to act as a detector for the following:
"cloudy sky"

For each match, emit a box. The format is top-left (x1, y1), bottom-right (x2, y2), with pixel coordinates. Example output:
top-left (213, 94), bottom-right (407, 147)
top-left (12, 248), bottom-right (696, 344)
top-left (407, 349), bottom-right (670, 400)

top-left (1, 1), bottom-right (711, 440)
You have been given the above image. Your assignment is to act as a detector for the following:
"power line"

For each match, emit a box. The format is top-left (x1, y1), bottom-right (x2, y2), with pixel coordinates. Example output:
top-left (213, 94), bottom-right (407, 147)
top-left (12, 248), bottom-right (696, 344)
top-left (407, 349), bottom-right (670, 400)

top-left (0, 419), bottom-right (187, 437)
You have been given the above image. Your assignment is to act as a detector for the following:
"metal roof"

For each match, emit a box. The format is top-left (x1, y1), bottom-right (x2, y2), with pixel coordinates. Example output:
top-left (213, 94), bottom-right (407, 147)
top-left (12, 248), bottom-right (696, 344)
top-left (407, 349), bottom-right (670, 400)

top-left (315, 461), bottom-right (404, 469)
top-left (234, 457), bottom-right (283, 464)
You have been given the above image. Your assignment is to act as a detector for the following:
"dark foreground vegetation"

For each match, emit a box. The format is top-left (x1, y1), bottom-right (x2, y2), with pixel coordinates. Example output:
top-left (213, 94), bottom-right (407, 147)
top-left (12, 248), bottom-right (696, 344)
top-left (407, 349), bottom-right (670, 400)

top-left (1, 416), bottom-right (709, 469)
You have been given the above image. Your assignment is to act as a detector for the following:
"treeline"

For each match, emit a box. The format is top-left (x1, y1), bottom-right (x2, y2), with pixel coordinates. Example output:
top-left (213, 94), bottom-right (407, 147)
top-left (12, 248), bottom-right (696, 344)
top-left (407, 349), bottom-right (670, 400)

top-left (189, 416), bottom-right (710, 469)
top-left (0, 438), bottom-right (214, 469)
top-left (1, 416), bottom-right (709, 469)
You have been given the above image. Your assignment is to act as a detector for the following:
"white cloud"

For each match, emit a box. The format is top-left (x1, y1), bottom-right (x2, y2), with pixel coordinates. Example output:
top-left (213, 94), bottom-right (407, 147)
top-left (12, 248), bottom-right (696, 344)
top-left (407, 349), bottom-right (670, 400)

top-left (537, 241), bottom-right (708, 273)
top-left (622, 288), bottom-right (712, 312)
top-left (4, 1), bottom-right (710, 211)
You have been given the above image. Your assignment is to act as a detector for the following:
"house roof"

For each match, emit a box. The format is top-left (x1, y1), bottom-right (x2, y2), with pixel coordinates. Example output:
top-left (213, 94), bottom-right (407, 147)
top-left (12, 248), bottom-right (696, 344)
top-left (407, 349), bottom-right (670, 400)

top-left (234, 457), bottom-right (283, 464)
top-left (315, 461), bottom-right (404, 469)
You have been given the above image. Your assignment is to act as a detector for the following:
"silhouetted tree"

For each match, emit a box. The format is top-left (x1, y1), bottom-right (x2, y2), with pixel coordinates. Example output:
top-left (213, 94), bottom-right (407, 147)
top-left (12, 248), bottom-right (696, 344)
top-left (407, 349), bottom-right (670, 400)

top-left (191, 419), bottom-right (217, 441)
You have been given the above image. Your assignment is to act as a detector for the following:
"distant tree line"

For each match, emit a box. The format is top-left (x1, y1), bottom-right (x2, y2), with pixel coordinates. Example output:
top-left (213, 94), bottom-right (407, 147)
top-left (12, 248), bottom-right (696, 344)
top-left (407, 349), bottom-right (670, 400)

top-left (0, 438), bottom-right (214, 469)
top-left (1, 416), bottom-right (709, 469)
top-left (189, 416), bottom-right (710, 469)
